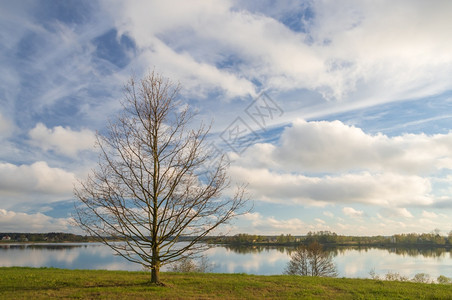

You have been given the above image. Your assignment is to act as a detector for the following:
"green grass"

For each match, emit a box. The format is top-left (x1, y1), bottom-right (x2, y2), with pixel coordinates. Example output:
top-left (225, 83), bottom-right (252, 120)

top-left (0, 267), bottom-right (451, 299)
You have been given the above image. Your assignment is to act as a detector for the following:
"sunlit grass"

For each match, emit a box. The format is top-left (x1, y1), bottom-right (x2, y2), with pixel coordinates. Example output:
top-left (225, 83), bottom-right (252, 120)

top-left (1, 267), bottom-right (451, 299)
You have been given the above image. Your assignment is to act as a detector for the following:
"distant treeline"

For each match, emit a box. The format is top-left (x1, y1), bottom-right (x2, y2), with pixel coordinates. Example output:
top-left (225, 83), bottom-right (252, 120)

top-left (0, 233), bottom-right (199, 243)
top-left (3, 231), bottom-right (452, 246)
top-left (0, 232), bottom-right (96, 243)
top-left (208, 231), bottom-right (452, 247)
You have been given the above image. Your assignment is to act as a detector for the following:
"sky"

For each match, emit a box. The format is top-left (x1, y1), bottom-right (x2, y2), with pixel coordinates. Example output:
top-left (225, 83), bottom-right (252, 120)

top-left (0, 0), bottom-right (452, 236)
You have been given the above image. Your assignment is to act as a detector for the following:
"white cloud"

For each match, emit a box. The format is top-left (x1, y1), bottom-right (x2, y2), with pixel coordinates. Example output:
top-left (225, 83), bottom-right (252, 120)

top-left (0, 209), bottom-right (73, 232)
top-left (421, 210), bottom-right (438, 219)
top-left (103, 0), bottom-right (256, 99)
top-left (342, 207), bottom-right (364, 218)
top-left (0, 2), bottom-right (126, 134)
top-left (102, 0), bottom-right (452, 106)
top-left (1, 1), bottom-right (451, 236)
top-left (379, 207), bottom-right (413, 219)
top-left (239, 212), bottom-right (305, 234)
top-left (240, 119), bottom-right (452, 174)
top-left (228, 119), bottom-right (452, 209)
top-left (0, 161), bottom-right (75, 206)
top-left (306, 1), bottom-right (452, 100)
top-left (138, 39), bottom-right (256, 99)
top-left (370, 209), bottom-right (452, 235)
top-left (323, 211), bottom-right (334, 218)
top-left (229, 166), bottom-right (433, 207)
top-left (29, 123), bottom-right (96, 157)
top-left (231, 208), bottom-right (449, 236)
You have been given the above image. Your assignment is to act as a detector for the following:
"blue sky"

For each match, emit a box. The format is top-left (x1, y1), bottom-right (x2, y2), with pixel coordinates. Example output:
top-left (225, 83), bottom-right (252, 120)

top-left (1, 0), bottom-right (452, 235)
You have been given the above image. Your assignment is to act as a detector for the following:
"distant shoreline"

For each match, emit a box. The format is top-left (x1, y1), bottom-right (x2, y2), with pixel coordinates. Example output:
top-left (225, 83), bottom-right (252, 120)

top-left (212, 241), bottom-right (452, 249)
top-left (2, 231), bottom-right (451, 248)
top-left (1, 240), bottom-right (451, 250)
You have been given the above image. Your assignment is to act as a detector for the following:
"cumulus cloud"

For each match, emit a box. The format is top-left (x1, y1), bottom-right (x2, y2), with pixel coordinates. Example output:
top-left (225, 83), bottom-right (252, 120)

top-left (0, 161), bottom-right (75, 205)
top-left (229, 166), bottom-right (433, 207)
top-left (227, 118), bottom-right (452, 208)
top-left (236, 208), bottom-right (449, 236)
top-left (0, 209), bottom-right (73, 232)
top-left (371, 209), bottom-right (452, 235)
top-left (29, 123), bottom-right (96, 157)
top-left (240, 119), bottom-right (452, 174)
top-left (240, 212), bottom-right (305, 234)
top-left (323, 211), bottom-right (334, 218)
top-left (379, 207), bottom-right (414, 218)
top-left (342, 207), bottom-right (364, 218)
top-left (421, 210), bottom-right (438, 219)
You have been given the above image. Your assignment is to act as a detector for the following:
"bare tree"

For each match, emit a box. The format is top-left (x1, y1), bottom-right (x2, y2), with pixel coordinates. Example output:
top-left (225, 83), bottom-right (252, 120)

top-left (285, 241), bottom-right (337, 277)
top-left (74, 71), bottom-right (248, 285)
top-left (411, 273), bottom-right (431, 283)
top-left (169, 255), bottom-right (213, 273)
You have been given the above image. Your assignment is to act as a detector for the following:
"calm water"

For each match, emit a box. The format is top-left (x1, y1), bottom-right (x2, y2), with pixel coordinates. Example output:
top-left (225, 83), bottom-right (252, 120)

top-left (1, 243), bottom-right (451, 279)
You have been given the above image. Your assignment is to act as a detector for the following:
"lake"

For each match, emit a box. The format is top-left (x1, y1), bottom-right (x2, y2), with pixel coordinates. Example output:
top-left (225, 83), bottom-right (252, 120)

top-left (1, 243), bottom-right (451, 279)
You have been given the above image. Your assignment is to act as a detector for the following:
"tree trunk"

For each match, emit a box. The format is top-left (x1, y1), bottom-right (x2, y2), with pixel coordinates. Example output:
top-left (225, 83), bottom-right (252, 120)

top-left (151, 265), bottom-right (161, 285)
top-left (150, 241), bottom-right (162, 284)
top-left (150, 241), bottom-right (162, 285)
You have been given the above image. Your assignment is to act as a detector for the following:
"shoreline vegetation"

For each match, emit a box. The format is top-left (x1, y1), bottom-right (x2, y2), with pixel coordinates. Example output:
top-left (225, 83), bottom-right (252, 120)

top-left (1, 267), bottom-right (451, 299)
top-left (206, 231), bottom-right (452, 248)
top-left (0, 232), bottom-right (96, 243)
top-left (3, 231), bottom-right (451, 248)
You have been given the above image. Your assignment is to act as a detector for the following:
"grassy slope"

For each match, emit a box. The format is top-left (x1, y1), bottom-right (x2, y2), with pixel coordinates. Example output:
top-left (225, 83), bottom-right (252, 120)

top-left (0, 267), bottom-right (451, 299)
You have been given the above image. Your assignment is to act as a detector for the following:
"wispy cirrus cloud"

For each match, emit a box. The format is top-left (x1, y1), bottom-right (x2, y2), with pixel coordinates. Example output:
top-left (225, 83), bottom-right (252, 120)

top-left (103, 0), bottom-right (452, 106)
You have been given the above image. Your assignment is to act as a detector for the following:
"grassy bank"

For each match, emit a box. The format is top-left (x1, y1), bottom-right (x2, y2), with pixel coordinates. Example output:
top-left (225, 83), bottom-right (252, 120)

top-left (1, 267), bottom-right (451, 299)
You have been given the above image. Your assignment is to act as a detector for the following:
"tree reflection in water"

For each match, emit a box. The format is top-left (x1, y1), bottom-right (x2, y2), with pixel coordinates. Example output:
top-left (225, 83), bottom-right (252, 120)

top-left (223, 244), bottom-right (450, 259)
top-left (222, 245), bottom-right (293, 255)
top-left (1, 243), bottom-right (451, 278)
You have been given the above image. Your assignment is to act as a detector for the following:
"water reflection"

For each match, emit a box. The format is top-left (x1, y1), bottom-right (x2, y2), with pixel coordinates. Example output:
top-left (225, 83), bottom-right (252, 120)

top-left (222, 245), bottom-right (292, 255)
top-left (329, 246), bottom-right (450, 259)
top-left (223, 244), bottom-right (451, 259)
top-left (206, 245), bottom-right (288, 274)
top-left (0, 243), bottom-right (138, 271)
top-left (1, 243), bottom-right (451, 278)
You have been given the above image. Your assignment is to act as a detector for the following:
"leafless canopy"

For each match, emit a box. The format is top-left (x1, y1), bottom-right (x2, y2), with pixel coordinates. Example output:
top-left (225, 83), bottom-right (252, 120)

top-left (74, 71), bottom-right (248, 284)
top-left (284, 241), bottom-right (338, 277)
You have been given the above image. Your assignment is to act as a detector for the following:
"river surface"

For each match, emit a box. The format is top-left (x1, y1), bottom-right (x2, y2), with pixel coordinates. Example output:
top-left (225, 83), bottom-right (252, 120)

top-left (1, 243), bottom-right (451, 279)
